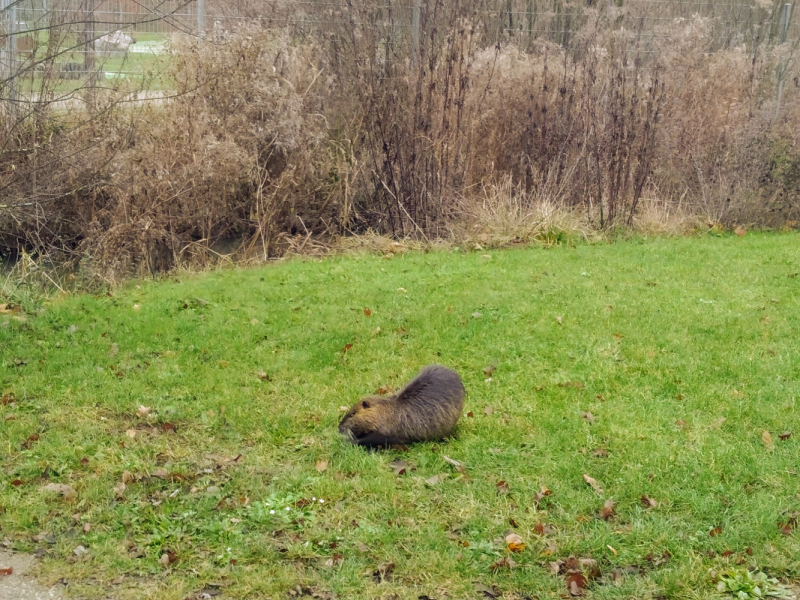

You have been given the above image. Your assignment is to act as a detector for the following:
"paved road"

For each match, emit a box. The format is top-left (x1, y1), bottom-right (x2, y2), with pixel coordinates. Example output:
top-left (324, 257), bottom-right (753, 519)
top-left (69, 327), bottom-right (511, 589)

top-left (0, 551), bottom-right (64, 600)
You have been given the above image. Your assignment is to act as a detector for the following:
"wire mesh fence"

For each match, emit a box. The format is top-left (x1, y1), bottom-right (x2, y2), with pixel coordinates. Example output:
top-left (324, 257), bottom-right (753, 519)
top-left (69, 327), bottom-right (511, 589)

top-left (0, 0), bottom-right (796, 86)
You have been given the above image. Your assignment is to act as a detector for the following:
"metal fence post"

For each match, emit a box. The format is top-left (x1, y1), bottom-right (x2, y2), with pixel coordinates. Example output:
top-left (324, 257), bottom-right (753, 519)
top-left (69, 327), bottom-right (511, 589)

top-left (776, 3), bottom-right (793, 115)
top-left (197, 0), bottom-right (205, 36)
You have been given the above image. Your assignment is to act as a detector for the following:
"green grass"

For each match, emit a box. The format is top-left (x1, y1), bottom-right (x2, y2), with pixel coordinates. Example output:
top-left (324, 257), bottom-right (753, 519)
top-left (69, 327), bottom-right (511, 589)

top-left (2, 234), bottom-right (800, 599)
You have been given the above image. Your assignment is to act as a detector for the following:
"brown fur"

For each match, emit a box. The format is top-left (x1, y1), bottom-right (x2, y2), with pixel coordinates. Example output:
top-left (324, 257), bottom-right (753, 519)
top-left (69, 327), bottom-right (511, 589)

top-left (338, 365), bottom-right (466, 447)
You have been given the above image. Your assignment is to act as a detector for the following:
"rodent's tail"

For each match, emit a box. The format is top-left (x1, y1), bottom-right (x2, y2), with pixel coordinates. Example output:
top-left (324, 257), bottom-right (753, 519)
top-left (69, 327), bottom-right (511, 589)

top-left (395, 364), bottom-right (464, 404)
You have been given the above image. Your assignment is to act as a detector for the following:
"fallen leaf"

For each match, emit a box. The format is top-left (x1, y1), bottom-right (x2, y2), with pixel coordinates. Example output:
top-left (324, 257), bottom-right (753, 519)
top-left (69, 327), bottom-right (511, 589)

top-left (534, 523), bottom-right (555, 535)
top-left (735, 226), bottom-right (747, 236)
top-left (780, 431), bottom-right (792, 441)
top-left (390, 460), bottom-right (412, 476)
top-left (73, 545), bottom-right (88, 557)
top-left (425, 474), bottom-right (447, 486)
top-left (40, 483), bottom-right (77, 501)
top-left (556, 316), bottom-right (562, 325)
top-left (342, 344), bottom-right (352, 352)
top-left (21, 433), bottom-right (40, 449)
top-left (675, 420), bottom-right (687, 428)
top-left (1, 393), bottom-right (16, 405)
top-left (599, 500), bottom-right (616, 520)
top-left (548, 560), bottom-right (562, 575)
top-left (152, 468), bottom-right (168, 479)
top-left (83, 523), bottom-right (91, 533)
top-left (762, 430), bottom-right (775, 451)
top-left (125, 429), bottom-right (136, 438)
top-left (136, 405), bottom-right (151, 417)
top-left (534, 485), bottom-right (552, 505)
top-left (566, 572), bottom-right (587, 596)
top-left (364, 308), bottom-right (372, 317)
top-left (582, 411), bottom-right (595, 424)
top-left (122, 471), bottom-right (134, 484)
top-left (583, 474), bottom-right (603, 495)
top-left (484, 405), bottom-right (494, 416)
top-left (316, 460), bottom-right (328, 472)
top-left (592, 448), bottom-right (608, 458)
top-left (396, 287), bottom-right (407, 293)
top-left (161, 422), bottom-right (177, 433)
top-left (473, 582), bottom-right (500, 598)
top-left (0, 567), bottom-right (11, 576)
top-left (641, 495), bottom-right (658, 508)
top-left (483, 365), bottom-right (496, 377)
top-left (505, 533), bottom-right (526, 553)
top-left (490, 556), bottom-right (517, 570)
top-left (607, 545), bottom-right (618, 556)
top-left (467, 411), bottom-right (474, 417)
top-left (442, 455), bottom-right (465, 472)
top-left (496, 480), bottom-right (510, 495)
top-left (11, 479), bottom-right (23, 487)
top-left (113, 482), bottom-right (126, 497)
top-left (356, 542), bottom-right (370, 553)
top-left (257, 371), bottom-right (271, 381)
top-left (709, 525), bottom-right (723, 537)
top-left (375, 385), bottom-right (394, 395)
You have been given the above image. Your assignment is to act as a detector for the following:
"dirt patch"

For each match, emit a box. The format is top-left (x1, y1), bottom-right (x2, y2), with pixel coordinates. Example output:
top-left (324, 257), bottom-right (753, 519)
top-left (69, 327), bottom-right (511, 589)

top-left (0, 551), bottom-right (65, 600)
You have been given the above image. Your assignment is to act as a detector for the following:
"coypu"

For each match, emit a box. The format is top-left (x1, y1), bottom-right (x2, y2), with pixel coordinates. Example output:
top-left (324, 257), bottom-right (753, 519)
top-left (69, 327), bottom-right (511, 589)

top-left (339, 365), bottom-right (465, 446)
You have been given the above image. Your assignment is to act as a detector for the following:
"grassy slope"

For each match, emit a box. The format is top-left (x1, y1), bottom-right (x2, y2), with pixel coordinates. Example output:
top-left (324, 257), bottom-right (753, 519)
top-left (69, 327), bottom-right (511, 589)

top-left (2, 234), bottom-right (800, 599)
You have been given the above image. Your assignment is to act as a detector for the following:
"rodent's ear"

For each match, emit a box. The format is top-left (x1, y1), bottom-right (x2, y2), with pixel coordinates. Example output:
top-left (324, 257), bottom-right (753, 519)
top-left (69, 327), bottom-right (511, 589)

top-left (361, 399), bottom-right (371, 409)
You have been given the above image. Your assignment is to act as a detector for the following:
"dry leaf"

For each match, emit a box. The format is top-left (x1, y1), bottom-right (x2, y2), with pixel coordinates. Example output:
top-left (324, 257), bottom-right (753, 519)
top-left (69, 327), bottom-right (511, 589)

top-left (316, 460), bottom-right (329, 472)
top-left (390, 459), bottom-right (412, 476)
top-left (364, 308), bottom-right (372, 317)
top-left (566, 572), bottom-right (587, 596)
top-left (83, 523), bottom-right (91, 533)
top-left (496, 480), bottom-right (510, 495)
top-left (125, 429), bottom-right (136, 438)
top-left (113, 482), bottom-right (126, 497)
top-left (0, 567), bottom-right (12, 576)
top-left (136, 405), bottom-right (151, 417)
top-left (709, 525), bottom-right (723, 537)
top-left (372, 562), bottom-right (395, 582)
top-left (483, 365), bottom-right (496, 377)
top-left (425, 474), bottom-right (447, 486)
top-left (592, 448), bottom-right (608, 458)
top-left (556, 316), bottom-right (563, 325)
top-left (505, 533), bottom-right (526, 553)
top-left (583, 474), bottom-right (603, 495)
top-left (582, 411), bottom-right (595, 424)
top-left (599, 500), bottom-right (616, 520)
top-left (41, 483), bottom-right (77, 501)
top-left (152, 468), bottom-right (168, 479)
top-left (780, 431), bottom-right (792, 441)
top-left (73, 545), bottom-right (88, 557)
top-left (762, 430), bottom-right (775, 451)
top-left (484, 405), bottom-right (494, 416)
top-left (641, 495), bottom-right (658, 509)
top-left (122, 471), bottom-right (134, 484)
top-left (735, 226), bottom-right (747, 236)
top-left (490, 556), bottom-right (517, 570)
top-left (442, 455), bottom-right (465, 472)
top-left (257, 371), bottom-right (271, 381)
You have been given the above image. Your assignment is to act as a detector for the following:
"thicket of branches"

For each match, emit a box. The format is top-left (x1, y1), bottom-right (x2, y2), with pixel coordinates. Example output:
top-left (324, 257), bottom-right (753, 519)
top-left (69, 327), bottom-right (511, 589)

top-left (0, 0), bottom-right (798, 278)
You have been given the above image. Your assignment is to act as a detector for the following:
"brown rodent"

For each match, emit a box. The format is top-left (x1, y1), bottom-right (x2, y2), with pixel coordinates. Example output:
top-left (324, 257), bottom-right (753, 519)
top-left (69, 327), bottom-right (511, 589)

top-left (338, 365), bottom-right (466, 447)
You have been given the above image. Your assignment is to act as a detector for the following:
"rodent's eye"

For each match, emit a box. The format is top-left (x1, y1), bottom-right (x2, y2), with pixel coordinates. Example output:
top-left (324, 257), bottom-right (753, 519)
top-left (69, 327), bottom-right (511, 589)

top-left (361, 400), bottom-right (371, 409)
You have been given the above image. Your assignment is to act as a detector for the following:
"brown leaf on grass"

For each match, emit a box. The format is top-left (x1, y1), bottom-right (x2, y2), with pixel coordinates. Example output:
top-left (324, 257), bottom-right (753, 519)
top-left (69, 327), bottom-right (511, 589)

top-left (364, 308), bottom-right (372, 317)
top-left (1, 392), bottom-right (16, 405)
top-left (0, 567), bottom-right (12, 576)
top-left (641, 495), bottom-right (658, 509)
top-left (152, 468), bottom-right (168, 479)
top-left (83, 523), bottom-right (91, 533)
top-left (556, 316), bottom-right (562, 325)
top-left (473, 582), bottom-right (500, 598)
top-left (257, 371), bottom-right (271, 381)
top-left (599, 500), bottom-right (616, 520)
top-left (484, 405), bottom-right (494, 416)
top-left (21, 433), bottom-right (40, 449)
top-left (160, 551), bottom-right (178, 568)
top-left (583, 474), bottom-right (603, 495)
top-left (122, 471), bottom-right (135, 485)
top-left (136, 405), bottom-right (151, 417)
top-left (355, 542), bottom-right (369, 553)
top-left (566, 572), bottom-right (587, 596)
top-left (375, 385), bottom-right (394, 395)
top-left (780, 431), bottom-right (792, 441)
top-left (390, 460), bottom-right (413, 476)
top-left (342, 344), bottom-right (352, 353)
top-left (559, 381), bottom-right (585, 389)
top-left (534, 485), bottom-right (553, 505)
top-left (425, 474), bottom-right (447, 486)
top-left (489, 556), bottom-right (517, 571)
top-left (778, 512), bottom-right (798, 536)
top-left (582, 412), bottom-right (595, 424)
top-left (675, 420), bottom-right (687, 428)
top-left (645, 550), bottom-right (671, 567)
top-left (762, 430), bottom-right (775, 451)
top-left (316, 460), bottom-right (329, 473)
top-left (483, 365), bottom-right (496, 377)
top-left (592, 448), bottom-right (608, 458)
top-left (735, 226), bottom-right (747, 236)
top-left (125, 429), bottom-right (136, 438)
top-left (548, 560), bottom-right (562, 575)
top-left (11, 479), bottom-right (23, 487)
top-left (534, 523), bottom-right (555, 535)
top-left (709, 526), bottom-right (723, 537)
top-left (442, 455), bottom-right (465, 472)
top-left (161, 422), bottom-right (177, 433)
top-left (113, 482), bottom-right (126, 497)
top-left (496, 480), bottom-right (510, 495)
top-left (40, 483), bottom-right (77, 501)
top-left (505, 533), bottom-right (526, 553)
top-left (466, 411), bottom-right (474, 417)
top-left (372, 562), bottom-right (394, 582)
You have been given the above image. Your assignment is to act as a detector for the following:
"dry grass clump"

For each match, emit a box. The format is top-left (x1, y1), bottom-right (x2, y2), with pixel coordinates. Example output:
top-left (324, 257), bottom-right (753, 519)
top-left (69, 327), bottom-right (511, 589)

top-left (1, 0), bottom-right (799, 279)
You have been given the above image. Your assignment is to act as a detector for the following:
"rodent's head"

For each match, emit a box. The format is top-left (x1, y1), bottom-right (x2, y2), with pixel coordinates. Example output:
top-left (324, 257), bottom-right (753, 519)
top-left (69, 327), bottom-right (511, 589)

top-left (338, 396), bottom-right (382, 444)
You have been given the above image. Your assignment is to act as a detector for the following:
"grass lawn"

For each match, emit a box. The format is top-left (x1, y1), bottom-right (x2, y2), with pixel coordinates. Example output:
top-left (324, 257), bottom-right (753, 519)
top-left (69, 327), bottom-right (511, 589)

top-left (2, 233), bottom-right (800, 600)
